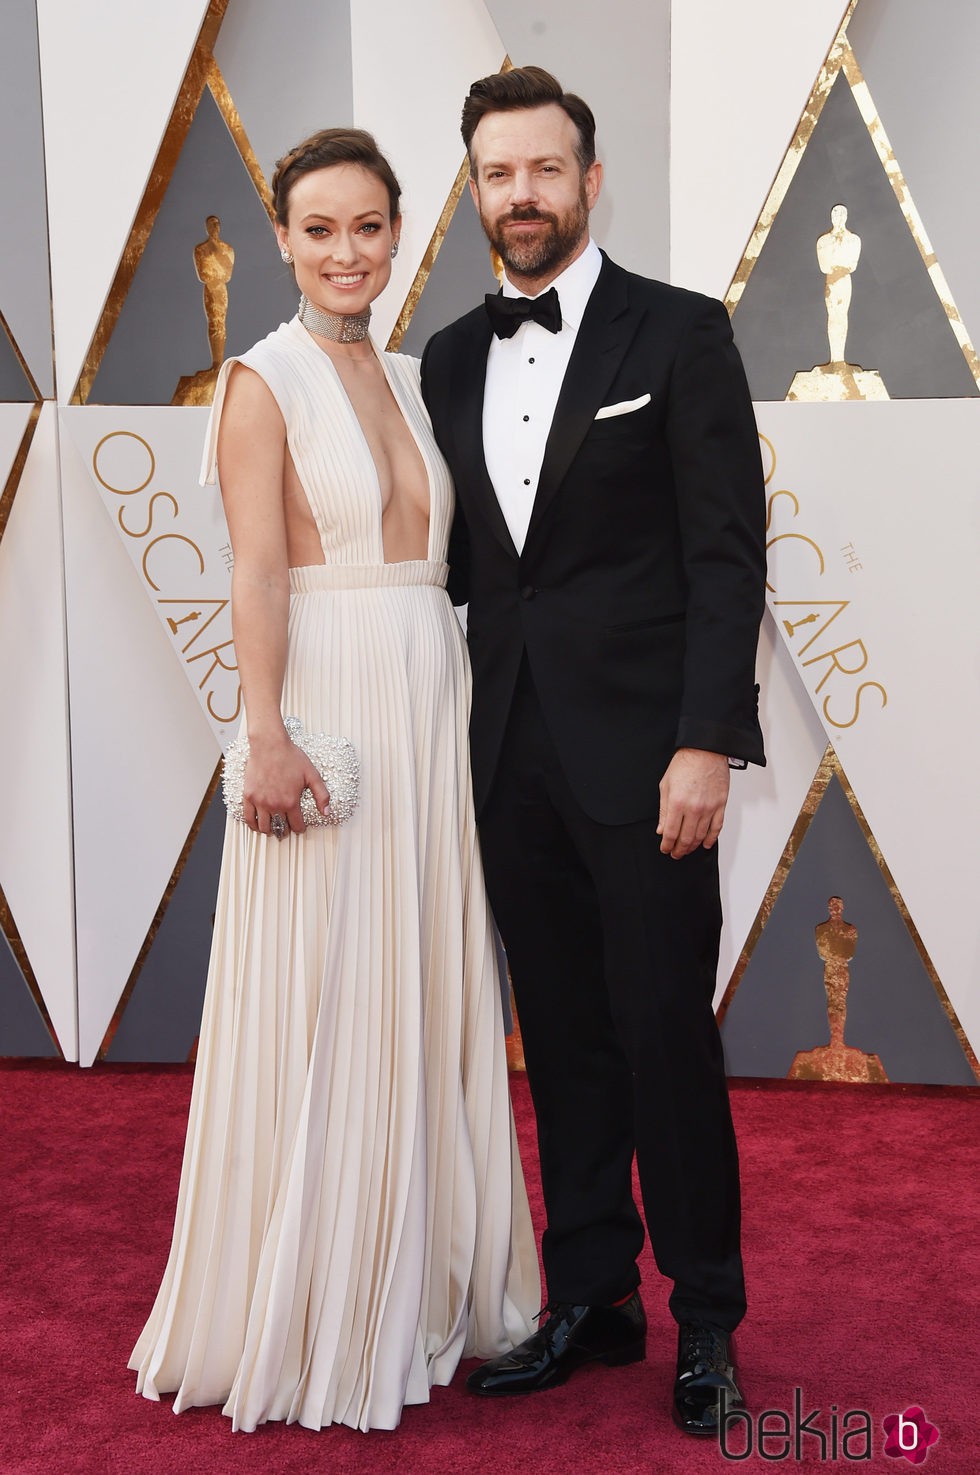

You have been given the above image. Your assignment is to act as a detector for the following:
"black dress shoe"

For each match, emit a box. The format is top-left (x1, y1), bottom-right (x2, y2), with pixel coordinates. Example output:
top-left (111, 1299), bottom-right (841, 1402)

top-left (672, 1322), bottom-right (743, 1435)
top-left (466, 1292), bottom-right (647, 1395)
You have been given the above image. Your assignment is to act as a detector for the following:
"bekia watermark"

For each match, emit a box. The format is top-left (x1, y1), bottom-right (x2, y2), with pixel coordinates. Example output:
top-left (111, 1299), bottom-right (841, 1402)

top-left (719, 1388), bottom-right (872, 1461)
top-left (718, 1390), bottom-right (940, 1463)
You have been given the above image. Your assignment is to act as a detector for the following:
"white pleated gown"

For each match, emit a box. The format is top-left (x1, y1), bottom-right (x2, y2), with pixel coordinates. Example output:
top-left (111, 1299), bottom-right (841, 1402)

top-left (129, 318), bottom-right (540, 1432)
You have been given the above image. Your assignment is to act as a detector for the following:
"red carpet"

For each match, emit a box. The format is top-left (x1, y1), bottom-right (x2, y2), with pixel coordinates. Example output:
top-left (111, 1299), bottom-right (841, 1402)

top-left (2, 1063), bottom-right (976, 1473)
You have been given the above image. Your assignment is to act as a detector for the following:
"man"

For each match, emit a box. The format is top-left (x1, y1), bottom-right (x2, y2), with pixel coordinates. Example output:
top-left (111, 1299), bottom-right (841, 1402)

top-left (420, 66), bottom-right (766, 1436)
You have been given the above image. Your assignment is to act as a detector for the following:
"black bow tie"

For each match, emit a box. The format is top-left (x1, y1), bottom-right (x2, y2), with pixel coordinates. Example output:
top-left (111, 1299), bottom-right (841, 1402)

top-left (484, 286), bottom-right (562, 339)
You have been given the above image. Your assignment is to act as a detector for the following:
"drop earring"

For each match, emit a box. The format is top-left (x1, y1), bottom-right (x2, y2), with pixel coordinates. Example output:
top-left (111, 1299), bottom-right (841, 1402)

top-left (280, 247), bottom-right (293, 264)
top-left (390, 241), bottom-right (399, 259)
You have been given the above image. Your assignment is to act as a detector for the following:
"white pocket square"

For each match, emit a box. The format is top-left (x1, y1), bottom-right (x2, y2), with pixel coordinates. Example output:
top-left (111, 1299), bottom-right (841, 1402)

top-left (593, 393), bottom-right (652, 420)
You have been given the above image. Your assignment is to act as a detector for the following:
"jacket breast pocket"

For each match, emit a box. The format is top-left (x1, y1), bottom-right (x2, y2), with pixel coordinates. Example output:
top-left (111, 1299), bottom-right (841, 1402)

top-left (581, 395), bottom-right (659, 459)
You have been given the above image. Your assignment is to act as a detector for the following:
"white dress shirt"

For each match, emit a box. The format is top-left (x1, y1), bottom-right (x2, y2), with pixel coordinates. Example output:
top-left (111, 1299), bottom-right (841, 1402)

top-left (483, 239), bottom-right (602, 554)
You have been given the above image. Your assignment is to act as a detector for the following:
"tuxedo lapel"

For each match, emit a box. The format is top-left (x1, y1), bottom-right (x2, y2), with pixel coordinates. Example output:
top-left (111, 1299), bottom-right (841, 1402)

top-left (450, 310), bottom-right (519, 559)
top-left (524, 256), bottom-right (641, 551)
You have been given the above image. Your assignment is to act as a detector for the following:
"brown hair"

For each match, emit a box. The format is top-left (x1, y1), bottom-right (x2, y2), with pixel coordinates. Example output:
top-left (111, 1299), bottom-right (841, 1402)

top-left (271, 128), bottom-right (402, 226)
top-left (461, 66), bottom-right (596, 173)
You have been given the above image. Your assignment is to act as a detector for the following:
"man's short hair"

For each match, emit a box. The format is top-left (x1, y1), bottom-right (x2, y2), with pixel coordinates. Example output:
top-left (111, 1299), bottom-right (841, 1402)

top-left (461, 66), bottom-right (596, 174)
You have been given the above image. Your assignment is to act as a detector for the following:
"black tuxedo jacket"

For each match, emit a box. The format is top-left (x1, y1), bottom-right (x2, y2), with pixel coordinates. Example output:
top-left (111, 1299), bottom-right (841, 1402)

top-left (420, 253), bottom-right (767, 825)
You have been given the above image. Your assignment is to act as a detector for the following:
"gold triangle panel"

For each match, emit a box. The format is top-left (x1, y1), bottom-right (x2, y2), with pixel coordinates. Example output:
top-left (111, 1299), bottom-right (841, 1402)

top-left (85, 84), bottom-right (295, 407)
top-left (725, 3), bottom-right (857, 314)
top-left (389, 55), bottom-right (510, 355)
top-left (388, 156), bottom-right (472, 353)
top-left (70, 0), bottom-right (291, 408)
top-left (72, 0), bottom-right (228, 403)
top-left (724, 5), bottom-right (979, 398)
top-left (718, 747), bottom-right (979, 1086)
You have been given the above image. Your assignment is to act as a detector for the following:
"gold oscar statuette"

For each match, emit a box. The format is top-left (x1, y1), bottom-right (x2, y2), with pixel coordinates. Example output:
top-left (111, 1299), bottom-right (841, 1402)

top-left (173, 214), bottom-right (236, 406)
top-left (788, 895), bottom-right (888, 1082)
top-left (787, 205), bottom-right (889, 402)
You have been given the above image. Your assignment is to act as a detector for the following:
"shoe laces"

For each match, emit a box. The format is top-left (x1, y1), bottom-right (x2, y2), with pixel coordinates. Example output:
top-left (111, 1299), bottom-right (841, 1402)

top-left (680, 1324), bottom-right (728, 1372)
top-left (534, 1300), bottom-right (578, 1322)
top-left (534, 1301), bottom-right (590, 1344)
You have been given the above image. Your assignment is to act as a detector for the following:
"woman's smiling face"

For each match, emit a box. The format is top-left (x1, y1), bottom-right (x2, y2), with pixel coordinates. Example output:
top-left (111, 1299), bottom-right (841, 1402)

top-left (276, 163), bottom-right (400, 316)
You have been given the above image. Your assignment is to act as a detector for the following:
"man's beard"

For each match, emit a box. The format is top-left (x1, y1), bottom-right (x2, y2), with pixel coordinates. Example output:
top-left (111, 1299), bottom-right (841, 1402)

top-left (480, 184), bottom-right (589, 281)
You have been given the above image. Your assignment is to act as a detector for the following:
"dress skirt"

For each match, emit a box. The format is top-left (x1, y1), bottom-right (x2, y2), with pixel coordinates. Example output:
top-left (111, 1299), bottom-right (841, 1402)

top-left (129, 561), bottom-right (539, 1431)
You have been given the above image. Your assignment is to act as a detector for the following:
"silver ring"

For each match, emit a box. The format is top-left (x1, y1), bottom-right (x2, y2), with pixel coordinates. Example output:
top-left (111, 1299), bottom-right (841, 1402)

top-left (270, 812), bottom-right (286, 839)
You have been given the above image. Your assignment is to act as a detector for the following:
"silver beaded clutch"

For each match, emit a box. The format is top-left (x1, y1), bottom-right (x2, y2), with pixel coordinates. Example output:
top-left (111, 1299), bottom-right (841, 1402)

top-left (222, 715), bottom-right (359, 827)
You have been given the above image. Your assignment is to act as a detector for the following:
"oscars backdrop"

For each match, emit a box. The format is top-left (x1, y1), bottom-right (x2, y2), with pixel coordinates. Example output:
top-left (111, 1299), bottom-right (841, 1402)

top-left (0, 0), bottom-right (976, 1085)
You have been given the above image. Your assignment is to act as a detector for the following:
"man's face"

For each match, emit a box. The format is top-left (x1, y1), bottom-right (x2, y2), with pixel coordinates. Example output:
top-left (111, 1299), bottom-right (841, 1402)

top-left (468, 103), bottom-right (602, 288)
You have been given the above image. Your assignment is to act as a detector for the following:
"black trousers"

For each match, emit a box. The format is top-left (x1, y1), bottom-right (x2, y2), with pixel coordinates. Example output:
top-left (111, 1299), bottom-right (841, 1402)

top-left (478, 659), bottom-right (746, 1331)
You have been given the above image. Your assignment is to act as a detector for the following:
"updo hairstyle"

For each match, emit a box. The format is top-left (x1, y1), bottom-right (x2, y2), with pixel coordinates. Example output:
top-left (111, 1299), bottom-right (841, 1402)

top-left (271, 128), bottom-right (402, 226)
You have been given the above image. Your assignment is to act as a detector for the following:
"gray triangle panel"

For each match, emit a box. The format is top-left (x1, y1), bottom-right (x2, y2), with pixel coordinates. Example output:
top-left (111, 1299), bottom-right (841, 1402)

top-left (0, 930), bottom-right (58, 1057)
top-left (213, 0), bottom-right (353, 186)
top-left (105, 788), bottom-right (226, 1062)
top-left (732, 72), bottom-right (978, 400)
top-left (0, 0), bottom-right (53, 398)
top-left (721, 775), bottom-right (975, 1085)
top-left (89, 88), bottom-right (299, 405)
top-left (399, 192), bottom-right (500, 357)
top-left (480, 0), bottom-right (671, 280)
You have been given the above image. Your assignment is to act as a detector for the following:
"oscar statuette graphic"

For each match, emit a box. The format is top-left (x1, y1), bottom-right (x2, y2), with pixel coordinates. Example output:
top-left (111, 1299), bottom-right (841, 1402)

top-left (173, 215), bottom-right (236, 406)
top-left (789, 895), bottom-right (888, 1082)
top-left (788, 206), bottom-right (889, 402)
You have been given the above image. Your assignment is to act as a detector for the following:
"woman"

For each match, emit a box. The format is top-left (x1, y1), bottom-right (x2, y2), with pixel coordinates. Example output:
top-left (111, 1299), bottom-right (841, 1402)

top-left (130, 129), bottom-right (539, 1433)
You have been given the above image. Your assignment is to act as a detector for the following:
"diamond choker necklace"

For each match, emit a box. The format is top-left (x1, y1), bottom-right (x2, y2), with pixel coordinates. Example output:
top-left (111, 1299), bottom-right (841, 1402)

top-left (298, 293), bottom-right (372, 344)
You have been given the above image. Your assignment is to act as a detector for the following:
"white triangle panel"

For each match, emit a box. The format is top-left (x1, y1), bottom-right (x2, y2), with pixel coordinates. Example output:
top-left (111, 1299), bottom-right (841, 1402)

top-left (0, 405), bottom-right (76, 1057)
top-left (717, 614), bottom-right (828, 1003)
top-left (59, 413), bottom-right (219, 1066)
top-left (757, 400), bottom-right (980, 1059)
top-left (0, 403), bottom-right (34, 488)
top-left (670, 0), bottom-right (850, 297)
top-left (36, 0), bottom-right (211, 402)
top-left (350, 0), bottom-right (504, 347)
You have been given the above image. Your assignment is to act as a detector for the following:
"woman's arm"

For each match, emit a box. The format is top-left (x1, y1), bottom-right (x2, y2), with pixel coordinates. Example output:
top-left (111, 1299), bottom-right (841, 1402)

top-left (218, 364), bottom-right (330, 835)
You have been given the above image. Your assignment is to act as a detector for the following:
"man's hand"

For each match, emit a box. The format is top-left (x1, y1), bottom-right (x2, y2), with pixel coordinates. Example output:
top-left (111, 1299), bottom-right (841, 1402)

top-left (657, 748), bottom-right (730, 859)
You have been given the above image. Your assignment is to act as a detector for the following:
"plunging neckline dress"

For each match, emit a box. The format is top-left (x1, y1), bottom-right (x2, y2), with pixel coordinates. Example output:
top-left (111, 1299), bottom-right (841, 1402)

top-left (129, 317), bottom-right (540, 1432)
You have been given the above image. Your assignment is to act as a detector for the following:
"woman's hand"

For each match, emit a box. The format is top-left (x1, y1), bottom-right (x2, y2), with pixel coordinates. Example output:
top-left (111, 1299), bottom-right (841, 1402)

top-left (241, 730), bottom-right (332, 837)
